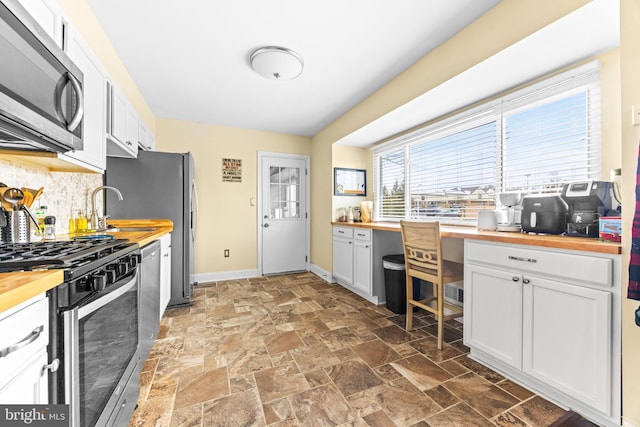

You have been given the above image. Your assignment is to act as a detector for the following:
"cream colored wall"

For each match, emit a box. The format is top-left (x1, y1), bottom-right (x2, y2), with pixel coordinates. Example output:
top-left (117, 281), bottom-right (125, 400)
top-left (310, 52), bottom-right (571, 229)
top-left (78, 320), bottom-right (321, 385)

top-left (331, 145), bottom-right (371, 221)
top-left (620, 1), bottom-right (640, 425)
top-left (156, 118), bottom-right (311, 276)
top-left (57, 0), bottom-right (156, 133)
top-left (311, 0), bottom-right (590, 274)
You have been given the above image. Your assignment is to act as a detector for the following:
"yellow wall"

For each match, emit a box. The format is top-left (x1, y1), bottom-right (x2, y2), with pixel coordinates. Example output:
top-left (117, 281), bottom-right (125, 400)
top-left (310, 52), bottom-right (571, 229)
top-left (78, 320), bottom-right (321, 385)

top-left (620, 1), bottom-right (640, 425)
top-left (311, 0), bottom-right (590, 274)
top-left (57, 0), bottom-right (156, 133)
top-left (156, 118), bottom-right (311, 275)
top-left (331, 145), bottom-right (371, 221)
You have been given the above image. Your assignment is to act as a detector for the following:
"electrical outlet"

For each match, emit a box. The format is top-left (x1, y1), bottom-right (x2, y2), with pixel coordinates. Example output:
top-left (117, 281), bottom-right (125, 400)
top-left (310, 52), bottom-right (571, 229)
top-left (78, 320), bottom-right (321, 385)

top-left (224, 249), bottom-right (229, 257)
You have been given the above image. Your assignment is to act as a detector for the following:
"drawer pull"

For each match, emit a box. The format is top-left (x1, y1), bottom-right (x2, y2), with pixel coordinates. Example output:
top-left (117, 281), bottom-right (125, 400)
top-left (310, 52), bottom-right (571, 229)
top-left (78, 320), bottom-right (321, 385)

top-left (508, 255), bottom-right (537, 263)
top-left (512, 276), bottom-right (520, 282)
top-left (357, 233), bottom-right (365, 237)
top-left (0, 325), bottom-right (44, 358)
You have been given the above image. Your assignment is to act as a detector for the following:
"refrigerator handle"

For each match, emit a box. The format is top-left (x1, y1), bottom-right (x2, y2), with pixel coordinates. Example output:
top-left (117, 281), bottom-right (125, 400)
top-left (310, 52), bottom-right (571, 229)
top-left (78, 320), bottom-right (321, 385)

top-left (191, 180), bottom-right (198, 243)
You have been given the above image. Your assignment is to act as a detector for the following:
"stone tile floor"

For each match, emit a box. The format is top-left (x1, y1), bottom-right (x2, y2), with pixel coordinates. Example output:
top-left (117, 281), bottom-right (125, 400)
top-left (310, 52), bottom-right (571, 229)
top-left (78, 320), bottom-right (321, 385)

top-left (128, 272), bottom-right (593, 427)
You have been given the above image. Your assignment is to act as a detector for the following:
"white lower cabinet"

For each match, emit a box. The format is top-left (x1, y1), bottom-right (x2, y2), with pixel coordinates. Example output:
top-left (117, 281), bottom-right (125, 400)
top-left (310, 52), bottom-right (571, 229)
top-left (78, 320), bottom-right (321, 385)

top-left (464, 264), bottom-right (522, 369)
top-left (0, 294), bottom-right (50, 404)
top-left (464, 240), bottom-right (620, 426)
top-left (0, 352), bottom-right (48, 404)
top-left (332, 226), bottom-right (373, 301)
top-left (353, 239), bottom-right (372, 294)
top-left (522, 277), bottom-right (611, 414)
top-left (160, 233), bottom-right (172, 318)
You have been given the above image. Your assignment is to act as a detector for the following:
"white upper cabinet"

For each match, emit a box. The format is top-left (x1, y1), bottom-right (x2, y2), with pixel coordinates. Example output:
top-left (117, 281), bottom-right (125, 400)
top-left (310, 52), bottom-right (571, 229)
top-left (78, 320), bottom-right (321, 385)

top-left (126, 104), bottom-right (140, 155)
top-left (138, 121), bottom-right (155, 151)
top-left (106, 83), bottom-right (138, 158)
top-left (16, 0), bottom-right (63, 47)
top-left (61, 22), bottom-right (107, 172)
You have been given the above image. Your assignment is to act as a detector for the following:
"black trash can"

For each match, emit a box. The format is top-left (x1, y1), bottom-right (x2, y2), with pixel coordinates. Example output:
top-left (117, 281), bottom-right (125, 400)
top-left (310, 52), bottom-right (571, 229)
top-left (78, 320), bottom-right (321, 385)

top-left (382, 254), bottom-right (420, 314)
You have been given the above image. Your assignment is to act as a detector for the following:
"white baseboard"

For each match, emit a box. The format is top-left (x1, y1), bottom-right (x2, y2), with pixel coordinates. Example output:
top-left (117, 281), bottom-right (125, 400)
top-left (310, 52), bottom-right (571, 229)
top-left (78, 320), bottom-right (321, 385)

top-left (309, 264), bottom-right (333, 283)
top-left (623, 419), bottom-right (640, 427)
top-left (194, 269), bottom-right (258, 284)
top-left (195, 266), bottom-right (333, 285)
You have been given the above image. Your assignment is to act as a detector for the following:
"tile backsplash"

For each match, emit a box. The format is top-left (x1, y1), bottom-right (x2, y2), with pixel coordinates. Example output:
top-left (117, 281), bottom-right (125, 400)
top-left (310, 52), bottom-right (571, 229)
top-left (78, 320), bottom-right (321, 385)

top-left (1, 157), bottom-right (103, 235)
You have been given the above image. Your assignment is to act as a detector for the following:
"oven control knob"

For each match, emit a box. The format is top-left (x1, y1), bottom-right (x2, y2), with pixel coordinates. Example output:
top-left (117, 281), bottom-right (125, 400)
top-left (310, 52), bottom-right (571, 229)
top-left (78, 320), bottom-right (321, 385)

top-left (89, 273), bottom-right (107, 291)
top-left (105, 268), bottom-right (117, 284)
top-left (117, 261), bottom-right (129, 276)
top-left (128, 256), bottom-right (138, 269)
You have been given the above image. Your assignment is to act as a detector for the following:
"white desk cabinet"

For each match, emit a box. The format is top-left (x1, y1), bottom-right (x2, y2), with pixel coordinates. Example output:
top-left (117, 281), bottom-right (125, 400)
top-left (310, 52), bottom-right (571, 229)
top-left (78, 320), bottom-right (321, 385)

top-left (464, 239), bottom-right (620, 427)
top-left (332, 226), bottom-right (374, 302)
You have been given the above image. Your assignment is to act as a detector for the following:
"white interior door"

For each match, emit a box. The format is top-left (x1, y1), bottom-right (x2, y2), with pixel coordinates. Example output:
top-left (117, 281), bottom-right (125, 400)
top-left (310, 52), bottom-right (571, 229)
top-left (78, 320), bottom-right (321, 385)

top-left (260, 154), bottom-right (308, 275)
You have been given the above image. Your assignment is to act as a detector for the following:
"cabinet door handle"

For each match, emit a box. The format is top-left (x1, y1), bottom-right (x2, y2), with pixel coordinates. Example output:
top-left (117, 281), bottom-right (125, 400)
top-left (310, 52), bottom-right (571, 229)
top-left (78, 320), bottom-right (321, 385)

top-left (508, 255), bottom-right (537, 263)
top-left (43, 358), bottom-right (60, 375)
top-left (512, 276), bottom-right (520, 282)
top-left (349, 241), bottom-right (352, 244)
top-left (523, 278), bottom-right (530, 284)
top-left (0, 325), bottom-right (44, 358)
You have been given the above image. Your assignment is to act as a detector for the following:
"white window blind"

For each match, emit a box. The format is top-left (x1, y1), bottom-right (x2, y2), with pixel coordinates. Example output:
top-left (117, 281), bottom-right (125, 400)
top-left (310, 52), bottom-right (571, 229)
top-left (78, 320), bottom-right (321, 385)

top-left (501, 70), bottom-right (601, 193)
top-left (372, 62), bottom-right (601, 222)
top-left (374, 148), bottom-right (405, 219)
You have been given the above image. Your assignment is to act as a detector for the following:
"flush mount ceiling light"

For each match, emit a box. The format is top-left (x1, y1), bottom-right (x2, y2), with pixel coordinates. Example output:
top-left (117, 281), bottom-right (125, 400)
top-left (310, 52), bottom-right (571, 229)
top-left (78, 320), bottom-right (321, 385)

top-left (250, 46), bottom-right (304, 80)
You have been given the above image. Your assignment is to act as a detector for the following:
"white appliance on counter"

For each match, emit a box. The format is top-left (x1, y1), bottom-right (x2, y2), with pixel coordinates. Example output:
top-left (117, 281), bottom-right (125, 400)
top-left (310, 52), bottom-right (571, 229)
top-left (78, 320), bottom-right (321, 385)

top-left (496, 192), bottom-right (522, 232)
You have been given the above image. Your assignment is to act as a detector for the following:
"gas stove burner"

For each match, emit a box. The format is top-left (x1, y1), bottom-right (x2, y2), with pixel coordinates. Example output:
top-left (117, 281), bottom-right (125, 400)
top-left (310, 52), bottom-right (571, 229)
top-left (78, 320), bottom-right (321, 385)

top-left (0, 239), bottom-right (137, 276)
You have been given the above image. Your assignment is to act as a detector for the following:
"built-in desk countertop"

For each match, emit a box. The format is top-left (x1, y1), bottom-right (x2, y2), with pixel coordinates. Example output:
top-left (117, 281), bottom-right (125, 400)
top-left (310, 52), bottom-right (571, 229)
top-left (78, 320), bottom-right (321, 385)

top-left (332, 222), bottom-right (621, 255)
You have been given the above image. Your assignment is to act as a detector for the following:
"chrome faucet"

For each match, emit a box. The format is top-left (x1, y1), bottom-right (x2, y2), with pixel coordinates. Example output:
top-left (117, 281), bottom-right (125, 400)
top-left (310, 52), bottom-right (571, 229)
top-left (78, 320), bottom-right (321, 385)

top-left (90, 186), bottom-right (123, 230)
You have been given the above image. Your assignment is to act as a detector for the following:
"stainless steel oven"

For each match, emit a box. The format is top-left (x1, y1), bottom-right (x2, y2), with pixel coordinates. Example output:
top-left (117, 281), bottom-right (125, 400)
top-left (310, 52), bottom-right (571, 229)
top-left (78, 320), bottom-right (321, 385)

top-left (0, 0), bottom-right (84, 152)
top-left (0, 238), bottom-right (141, 427)
top-left (63, 269), bottom-right (139, 427)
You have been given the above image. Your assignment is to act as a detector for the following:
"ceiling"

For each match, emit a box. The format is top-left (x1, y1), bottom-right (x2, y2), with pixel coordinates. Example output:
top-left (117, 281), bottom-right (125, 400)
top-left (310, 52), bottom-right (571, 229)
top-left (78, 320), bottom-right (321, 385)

top-left (84, 0), bottom-right (501, 137)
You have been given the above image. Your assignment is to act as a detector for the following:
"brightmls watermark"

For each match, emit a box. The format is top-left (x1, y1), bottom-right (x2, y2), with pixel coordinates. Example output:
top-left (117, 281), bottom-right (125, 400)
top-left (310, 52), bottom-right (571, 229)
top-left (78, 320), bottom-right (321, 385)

top-left (0, 405), bottom-right (69, 426)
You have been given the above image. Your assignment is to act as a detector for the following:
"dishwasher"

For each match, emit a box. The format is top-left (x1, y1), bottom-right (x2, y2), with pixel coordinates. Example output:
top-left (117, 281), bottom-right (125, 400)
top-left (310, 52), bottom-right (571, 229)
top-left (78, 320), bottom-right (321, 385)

top-left (139, 240), bottom-right (161, 359)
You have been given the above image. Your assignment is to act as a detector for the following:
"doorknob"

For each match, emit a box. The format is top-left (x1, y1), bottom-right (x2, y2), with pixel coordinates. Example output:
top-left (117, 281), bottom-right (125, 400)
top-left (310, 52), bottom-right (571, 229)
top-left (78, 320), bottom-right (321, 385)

top-left (264, 223), bottom-right (269, 228)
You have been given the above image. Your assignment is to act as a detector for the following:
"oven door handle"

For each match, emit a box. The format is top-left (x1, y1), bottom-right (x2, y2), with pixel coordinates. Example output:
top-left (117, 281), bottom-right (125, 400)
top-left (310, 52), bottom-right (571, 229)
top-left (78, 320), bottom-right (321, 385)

top-left (77, 271), bottom-right (138, 319)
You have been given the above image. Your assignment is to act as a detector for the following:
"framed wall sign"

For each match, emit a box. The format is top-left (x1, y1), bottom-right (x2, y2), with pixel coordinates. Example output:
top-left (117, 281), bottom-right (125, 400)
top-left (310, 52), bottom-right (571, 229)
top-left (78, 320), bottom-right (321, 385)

top-left (222, 158), bottom-right (242, 183)
top-left (334, 168), bottom-right (366, 196)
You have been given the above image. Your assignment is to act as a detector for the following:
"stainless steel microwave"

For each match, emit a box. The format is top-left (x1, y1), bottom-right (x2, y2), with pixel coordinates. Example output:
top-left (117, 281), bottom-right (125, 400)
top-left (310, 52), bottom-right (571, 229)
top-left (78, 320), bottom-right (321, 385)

top-left (0, 0), bottom-right (84, 153)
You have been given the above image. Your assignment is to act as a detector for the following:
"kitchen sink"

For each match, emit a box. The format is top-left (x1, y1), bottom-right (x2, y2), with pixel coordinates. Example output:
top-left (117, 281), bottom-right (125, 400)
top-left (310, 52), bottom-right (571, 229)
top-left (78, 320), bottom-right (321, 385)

top-left (103, 226), bottom-right (158, 233)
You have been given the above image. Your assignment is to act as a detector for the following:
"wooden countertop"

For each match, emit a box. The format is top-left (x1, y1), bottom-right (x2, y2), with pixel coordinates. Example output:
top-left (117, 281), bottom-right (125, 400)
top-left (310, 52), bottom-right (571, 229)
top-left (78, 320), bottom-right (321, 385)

top-left (0, 270), bottom-right (63, 313)
top-left (0, 219), bottom-right (173, 314)
top-left (332, 221), bottom-right (622, 255)
top-left (105, 219), bottom-right (173, 247)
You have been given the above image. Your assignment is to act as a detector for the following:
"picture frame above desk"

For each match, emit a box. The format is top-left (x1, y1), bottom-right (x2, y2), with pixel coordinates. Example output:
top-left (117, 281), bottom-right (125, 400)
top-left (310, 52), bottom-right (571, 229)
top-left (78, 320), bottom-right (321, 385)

top-left (334, 167), bottom-right (366, 196)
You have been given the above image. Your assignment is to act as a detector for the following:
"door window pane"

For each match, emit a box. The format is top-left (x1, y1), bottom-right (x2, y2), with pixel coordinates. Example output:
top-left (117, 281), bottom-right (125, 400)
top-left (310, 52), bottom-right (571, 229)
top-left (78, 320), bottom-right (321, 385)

top-left (269, 166), bottom-right (300, 219)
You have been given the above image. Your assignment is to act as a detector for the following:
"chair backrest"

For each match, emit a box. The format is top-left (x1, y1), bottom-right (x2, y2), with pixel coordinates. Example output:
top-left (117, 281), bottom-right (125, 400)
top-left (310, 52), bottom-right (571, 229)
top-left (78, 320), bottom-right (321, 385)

top-left (400, 220), bottom-right (443, 283)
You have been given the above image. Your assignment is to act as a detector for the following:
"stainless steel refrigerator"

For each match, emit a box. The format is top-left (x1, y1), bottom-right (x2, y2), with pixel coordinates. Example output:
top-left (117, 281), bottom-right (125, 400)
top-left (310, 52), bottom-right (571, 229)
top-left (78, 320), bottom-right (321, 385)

top-left (105, 151), bottom-right (196, 307)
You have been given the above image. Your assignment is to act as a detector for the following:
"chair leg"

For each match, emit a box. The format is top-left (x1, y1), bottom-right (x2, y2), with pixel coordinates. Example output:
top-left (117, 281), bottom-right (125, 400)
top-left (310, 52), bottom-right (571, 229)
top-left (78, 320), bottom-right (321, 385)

top-left (406, 274), bottom-right (413, 331)
top-left (437, 282), bottom-right (444, 350)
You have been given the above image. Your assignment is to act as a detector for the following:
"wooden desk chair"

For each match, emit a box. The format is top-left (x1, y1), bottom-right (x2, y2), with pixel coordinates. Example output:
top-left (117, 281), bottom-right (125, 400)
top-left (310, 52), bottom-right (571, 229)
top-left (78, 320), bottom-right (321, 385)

top-left (400, 220), bottom-right (464, 350)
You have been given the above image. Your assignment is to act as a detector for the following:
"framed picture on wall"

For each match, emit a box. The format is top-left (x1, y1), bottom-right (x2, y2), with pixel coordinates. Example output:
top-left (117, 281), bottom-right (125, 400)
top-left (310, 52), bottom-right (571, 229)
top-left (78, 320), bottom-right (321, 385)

top-left (334, 168), bottom-right (366, 196)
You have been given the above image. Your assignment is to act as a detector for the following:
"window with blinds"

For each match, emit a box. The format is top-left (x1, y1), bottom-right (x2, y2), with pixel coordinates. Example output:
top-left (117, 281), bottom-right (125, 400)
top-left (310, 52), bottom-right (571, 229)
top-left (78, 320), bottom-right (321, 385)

top-left (372, 61), bottom-right (601, 222)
